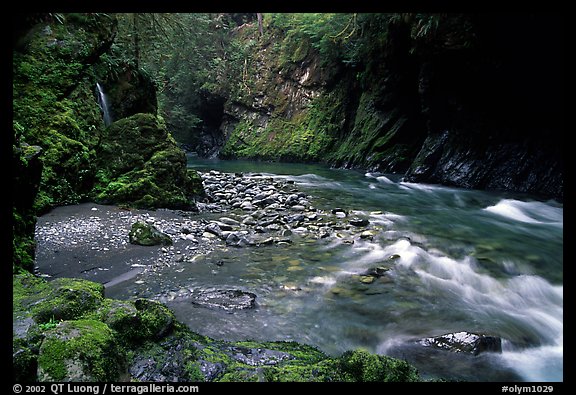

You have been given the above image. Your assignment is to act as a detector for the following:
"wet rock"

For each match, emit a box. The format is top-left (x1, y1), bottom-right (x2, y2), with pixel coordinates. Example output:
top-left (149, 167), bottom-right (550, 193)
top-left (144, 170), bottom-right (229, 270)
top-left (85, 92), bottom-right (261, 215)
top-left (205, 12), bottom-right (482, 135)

top-left (360, 267), bottom-right (389, 278)
top-left (204, 223), bottom-right (223, 238)
top-left (219, 217), bottom-right (241, 226)
top-left (129, 221), bottom-right (173, 246)
top-left (191, 290), bottom-right (257, 311)
top-left (418, 331), bottom-right (502, 356)
top-left (227, 346), bottom-right (294, 366)
top-left (240, 201), bottom-right (254, 211)
top-left (226, 233), bottom-right (250, 248)
top-left (332, 208), bottom-right (348, 217)
top-left (350, 217), bottom-right (370, 227)
top-left (360, 230), bottom-right (376, 239)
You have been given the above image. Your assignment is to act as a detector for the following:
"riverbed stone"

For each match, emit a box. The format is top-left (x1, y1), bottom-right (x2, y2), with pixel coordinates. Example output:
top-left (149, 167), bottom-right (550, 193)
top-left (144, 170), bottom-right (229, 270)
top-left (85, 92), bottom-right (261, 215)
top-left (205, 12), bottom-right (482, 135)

top-left (418, 331), bottom-right (502, 355)
top-left (190, 290), bottom-right (257, 311)
top-left (129, 221), bottom-right (173, 246)
top-left (350, 217), bottom-right (370, 227)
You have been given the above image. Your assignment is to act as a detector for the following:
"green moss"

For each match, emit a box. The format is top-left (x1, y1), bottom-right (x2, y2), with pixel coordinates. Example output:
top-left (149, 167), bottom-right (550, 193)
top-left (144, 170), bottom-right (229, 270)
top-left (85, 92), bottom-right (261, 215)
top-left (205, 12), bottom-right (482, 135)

top-left (13, 14), bottom-right (117, 215)
top-left (338, 349), bottom-right (420, 382)
top-left (37, 319), bottom-right (123, 382)
top-left (31, 278), bottom-right (105, 323)
top-left (134, 299), bottom-right (175, 339)
top-left (92, 113), bottom-right (201, 210)
top-left (221, 91), bottom-right (342, 163)
top-left (13, 272), bottom-right (52, 317)
top-left (184, 361), bottom-right (206, 382)
top-left (129, 221), bottom-right (173, 246)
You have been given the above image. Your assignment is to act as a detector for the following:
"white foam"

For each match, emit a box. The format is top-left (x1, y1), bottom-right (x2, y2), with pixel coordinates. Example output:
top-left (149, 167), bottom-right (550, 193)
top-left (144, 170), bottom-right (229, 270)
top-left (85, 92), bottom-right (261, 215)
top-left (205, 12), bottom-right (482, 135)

top-left (376, 175), bottom-right (395, 184)
top-left (381, 238), bottom-right (563, 375)
top-left (484, 199), bottom-right (563, 226)
top-left (501, 343), bottom-right (563, 382)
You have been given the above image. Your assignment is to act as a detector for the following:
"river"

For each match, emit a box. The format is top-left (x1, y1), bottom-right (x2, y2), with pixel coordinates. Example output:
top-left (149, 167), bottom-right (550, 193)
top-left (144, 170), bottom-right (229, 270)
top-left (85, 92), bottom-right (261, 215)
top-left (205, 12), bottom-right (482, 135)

top-left (106, 158), bottom-right (563, 382)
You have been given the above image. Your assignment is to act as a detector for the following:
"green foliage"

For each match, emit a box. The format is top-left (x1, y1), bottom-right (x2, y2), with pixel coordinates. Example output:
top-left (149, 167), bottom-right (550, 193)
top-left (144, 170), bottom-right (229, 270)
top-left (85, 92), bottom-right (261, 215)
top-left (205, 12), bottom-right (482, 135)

top-left (13, 12), bottom-right (116, 221)
top-left (38, 317), bottom-right (62, 331)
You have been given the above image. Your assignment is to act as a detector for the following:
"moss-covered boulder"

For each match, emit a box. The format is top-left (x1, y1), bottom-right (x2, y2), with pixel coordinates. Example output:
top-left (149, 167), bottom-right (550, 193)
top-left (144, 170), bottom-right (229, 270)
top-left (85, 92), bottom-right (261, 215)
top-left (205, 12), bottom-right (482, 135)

top-left (128, 221), bottom-right (173, 246)
top-left (32, 278), bottom-right (104, 324)
top-left (37, 319), bottom-right (124, 382)
top-left (92, 113), bottom-right (202, 209)
top-left (98, 299), bottom-right (175, 344)
top-left (338, 349), bottom-right (420, 382)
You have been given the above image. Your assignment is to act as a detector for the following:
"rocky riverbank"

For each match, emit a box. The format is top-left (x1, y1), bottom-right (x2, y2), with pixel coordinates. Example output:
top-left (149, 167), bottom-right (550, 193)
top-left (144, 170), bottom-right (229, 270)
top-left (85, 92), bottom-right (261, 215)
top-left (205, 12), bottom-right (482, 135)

top-left (35, 170), bottom-right (386, 290)
top-left (21, 169), bottom-right (428, 382)
top-left (25, 169), bottom-right (514, 382)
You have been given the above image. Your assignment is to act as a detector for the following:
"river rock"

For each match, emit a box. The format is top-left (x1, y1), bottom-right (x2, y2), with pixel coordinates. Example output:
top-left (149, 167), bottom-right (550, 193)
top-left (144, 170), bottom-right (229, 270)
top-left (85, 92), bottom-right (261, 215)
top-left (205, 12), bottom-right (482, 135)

top-left (227, 346), bottom-right (294, 366)
top-left (190, 290), bottom-right (257, 311)
top-left (226, 233), bottom-right (250, 247)
top-left (418, 331), bottom-right (502, 356)
top-left (350, 217), bottom-right (370, 227)
top-left (204, 223), bottom-right (223, 237)
top-left (129, 221), bottom-right (173, 246)
top-left (360, 230), bottom-right (376, 239)
top-left (360, 267), bottom-right (389, 278)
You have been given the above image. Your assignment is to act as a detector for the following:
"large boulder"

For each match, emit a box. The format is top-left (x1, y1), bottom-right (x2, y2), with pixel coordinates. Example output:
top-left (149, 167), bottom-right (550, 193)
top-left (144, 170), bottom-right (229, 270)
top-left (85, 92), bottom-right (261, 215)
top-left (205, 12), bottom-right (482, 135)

top-left (29, 278), bottom-right (105, 324)
top-left (37, 319), bottom-right (123, 382)
top-left (92, 113), bottom-right (202, 209)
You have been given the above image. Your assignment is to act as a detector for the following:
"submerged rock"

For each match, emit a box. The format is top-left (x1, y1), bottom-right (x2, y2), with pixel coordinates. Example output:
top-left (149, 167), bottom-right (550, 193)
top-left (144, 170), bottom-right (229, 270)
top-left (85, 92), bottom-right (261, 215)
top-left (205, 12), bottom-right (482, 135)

top-left (418, 331), bottom-right (502, 356)
top-left (190, 290), bottom-right (257, 311)
top-left (350, 217), bottom-right (370, 227)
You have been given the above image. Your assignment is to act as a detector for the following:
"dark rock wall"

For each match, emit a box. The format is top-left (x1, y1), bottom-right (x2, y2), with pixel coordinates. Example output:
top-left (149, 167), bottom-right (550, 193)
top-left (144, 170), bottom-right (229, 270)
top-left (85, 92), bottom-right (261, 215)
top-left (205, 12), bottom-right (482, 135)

top-left (203, 14), bottom-right (563, 201)
top-left (404, 14), bottom-right (564, 200)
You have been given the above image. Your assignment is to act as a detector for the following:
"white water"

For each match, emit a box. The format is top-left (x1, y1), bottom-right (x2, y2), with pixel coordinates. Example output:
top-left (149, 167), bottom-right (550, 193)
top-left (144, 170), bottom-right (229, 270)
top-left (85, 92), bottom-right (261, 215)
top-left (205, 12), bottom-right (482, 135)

top-left (109, 159), bottom-right (563, 382)
top-left (96, 82), bottom-right (112, 126)
top-left (484, 199), bottom-right (563, 226)
top-left (371, 238), bottom-right (563, 381)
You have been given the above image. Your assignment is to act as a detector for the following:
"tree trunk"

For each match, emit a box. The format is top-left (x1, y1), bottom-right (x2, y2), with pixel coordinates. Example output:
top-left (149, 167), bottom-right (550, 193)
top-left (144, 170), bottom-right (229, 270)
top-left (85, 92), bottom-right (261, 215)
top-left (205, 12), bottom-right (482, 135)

top-left (257, 13), bottom-right (263, 37)
top-left (133, 14), bottom-right (140, 69)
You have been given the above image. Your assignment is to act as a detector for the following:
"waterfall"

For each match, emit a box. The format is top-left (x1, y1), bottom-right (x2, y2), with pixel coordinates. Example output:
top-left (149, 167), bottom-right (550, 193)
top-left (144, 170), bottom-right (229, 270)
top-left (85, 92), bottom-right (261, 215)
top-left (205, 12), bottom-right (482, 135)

top-left (96, 82), bottom-right (112, 126)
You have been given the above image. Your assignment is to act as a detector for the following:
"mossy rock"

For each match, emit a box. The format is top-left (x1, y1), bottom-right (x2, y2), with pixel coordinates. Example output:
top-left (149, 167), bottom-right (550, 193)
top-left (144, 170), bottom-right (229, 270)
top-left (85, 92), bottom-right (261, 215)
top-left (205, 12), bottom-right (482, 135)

top-left (37, 319), bottom-right (123, 382)
top-left (13, 340), bottom-right (38, 382)
top-left (13, 14), bottom-right (117, 214)
top-left (337, 349), bottom-right (420, 382)
top-left (98, 299), bottom-right (175, 344)
top-left (31, 278), bottom-right (105, 324)
top-left (92, 113), bottom-right (201, 210)
top-left (129, 221), bottom-right (173, 246)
